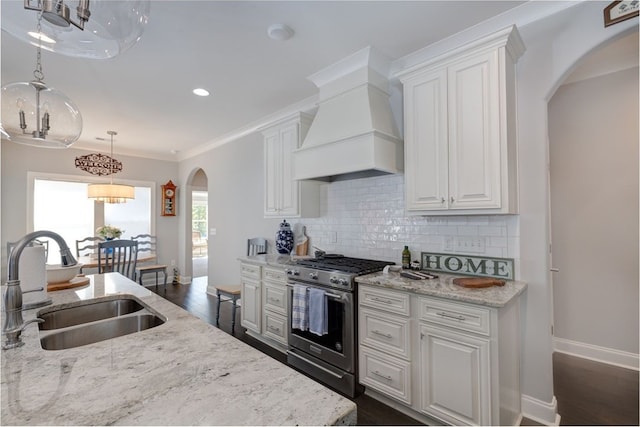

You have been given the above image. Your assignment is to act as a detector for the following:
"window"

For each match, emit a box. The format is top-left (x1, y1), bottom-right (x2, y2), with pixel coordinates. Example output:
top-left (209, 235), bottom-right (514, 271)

top-left (30, 174), bottom-right (154, 263)
top-left (192, 191), bottom-right (208, 239)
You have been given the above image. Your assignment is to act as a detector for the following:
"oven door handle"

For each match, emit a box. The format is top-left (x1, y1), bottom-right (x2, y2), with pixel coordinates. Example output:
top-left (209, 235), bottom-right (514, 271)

top-left (287, 284), bottom-right (345, 301)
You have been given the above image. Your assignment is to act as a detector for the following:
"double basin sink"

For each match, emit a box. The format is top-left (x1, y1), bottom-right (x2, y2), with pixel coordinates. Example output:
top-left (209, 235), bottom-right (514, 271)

top-left (37, 296), bottom-right (166, 350)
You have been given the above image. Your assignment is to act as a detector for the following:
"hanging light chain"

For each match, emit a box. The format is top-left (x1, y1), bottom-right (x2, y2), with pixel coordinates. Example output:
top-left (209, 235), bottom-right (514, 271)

top-left (33, 11), bottom-right (45, 82)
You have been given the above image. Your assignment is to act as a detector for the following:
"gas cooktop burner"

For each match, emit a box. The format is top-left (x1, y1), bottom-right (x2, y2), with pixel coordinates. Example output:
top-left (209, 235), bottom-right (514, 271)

top-left (295, 256), bottom-right (394, 274)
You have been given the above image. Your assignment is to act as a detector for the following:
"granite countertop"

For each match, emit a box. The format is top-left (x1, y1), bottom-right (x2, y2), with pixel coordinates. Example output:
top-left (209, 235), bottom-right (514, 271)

top-left (356, 271), bottom-right (527, 308)
top-left (1, 273), bottom-right (356, 426)
top-left (238, 254), bottom-right (295, 268)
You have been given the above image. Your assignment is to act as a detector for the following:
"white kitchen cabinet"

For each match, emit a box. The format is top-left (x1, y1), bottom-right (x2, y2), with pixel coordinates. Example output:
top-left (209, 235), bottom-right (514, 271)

top-left (261, 266), bottom-right (288, 346)
top-left (262, 112), bottom-right (320, 218)
top-left (239, 261), bottom-right (288, 351)
top-left (358, 283), bottom-right (522, 426)
top-left (398, 26), bottom-right (524, 215)
top-left (358, 286), bottom-right (412, 405)
top-left (240, 263), bottom-right (261, 334)
top-left (419, 323), bottom-right (491, 425)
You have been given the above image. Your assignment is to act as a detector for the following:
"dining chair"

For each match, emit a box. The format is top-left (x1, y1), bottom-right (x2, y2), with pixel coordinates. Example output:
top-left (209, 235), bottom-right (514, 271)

top-left (131, 234), bottom-right (168, 292)
top-left (216, 237), bottom-right (267, 334)
top-left (76, 236), bottom-right (104, 257)
top-left (98, 239), bottom-right (138, 280)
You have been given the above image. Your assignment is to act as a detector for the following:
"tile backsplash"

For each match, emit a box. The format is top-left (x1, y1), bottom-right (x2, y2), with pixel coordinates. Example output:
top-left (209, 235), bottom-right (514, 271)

top-left (288, 174), bottom-right (520, 276)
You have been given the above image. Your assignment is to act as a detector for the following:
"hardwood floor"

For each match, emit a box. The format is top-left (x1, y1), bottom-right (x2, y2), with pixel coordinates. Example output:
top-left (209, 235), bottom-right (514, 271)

top-left (151, 280), bottom-right (639, 426)
top-left (553, 352), bottom-right (639, 426)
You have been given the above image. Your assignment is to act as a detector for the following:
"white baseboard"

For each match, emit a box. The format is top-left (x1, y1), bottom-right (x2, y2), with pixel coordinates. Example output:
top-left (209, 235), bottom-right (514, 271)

top-left (178, 275), bottom-right (191, 285)
top-left (521, 394), bottom-right (561, 426)
top-left (553, 337), bottom-right (639, 371)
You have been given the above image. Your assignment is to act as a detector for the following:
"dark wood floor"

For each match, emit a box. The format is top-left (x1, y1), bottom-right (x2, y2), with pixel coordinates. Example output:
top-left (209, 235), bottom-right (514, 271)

top-left (151, 280), bottom-right (639, 426)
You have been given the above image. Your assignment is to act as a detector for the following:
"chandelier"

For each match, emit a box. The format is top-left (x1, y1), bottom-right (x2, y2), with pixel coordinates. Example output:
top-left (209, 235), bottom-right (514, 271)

top-left (1, 0), bottom-right (150, 59)
top-left (0, 12), bottom-right (82, 148)
top-left (87, 131), bottom-right (135, 204)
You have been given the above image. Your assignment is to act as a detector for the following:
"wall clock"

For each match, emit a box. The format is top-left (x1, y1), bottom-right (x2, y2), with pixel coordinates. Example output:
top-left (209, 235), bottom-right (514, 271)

top-left (161, 180), bottom-right (177, 216)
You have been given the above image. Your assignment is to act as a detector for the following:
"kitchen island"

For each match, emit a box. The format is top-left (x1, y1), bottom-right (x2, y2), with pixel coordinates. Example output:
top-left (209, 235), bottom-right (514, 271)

top-left (1, 273), bottom-right (357, 425)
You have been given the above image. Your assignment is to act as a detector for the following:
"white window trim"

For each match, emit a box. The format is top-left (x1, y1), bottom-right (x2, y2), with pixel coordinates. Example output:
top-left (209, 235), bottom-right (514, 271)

top-left (27, 171), bottom-right (157, 235)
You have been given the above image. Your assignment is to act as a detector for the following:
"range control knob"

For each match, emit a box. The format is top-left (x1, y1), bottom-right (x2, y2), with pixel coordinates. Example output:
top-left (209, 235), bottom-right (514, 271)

top-left (309, 272), bottom-right (319, 280)
top-left (330, 277), bottom-right (339, 284)
top-left (285, 269), bottom-right (300, 276)
top-left (338, 278), bottom-right (349, 286)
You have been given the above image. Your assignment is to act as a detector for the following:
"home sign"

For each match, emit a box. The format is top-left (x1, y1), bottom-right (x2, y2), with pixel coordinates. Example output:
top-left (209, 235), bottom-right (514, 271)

top-left (421, 252), bottom-right (514, 280)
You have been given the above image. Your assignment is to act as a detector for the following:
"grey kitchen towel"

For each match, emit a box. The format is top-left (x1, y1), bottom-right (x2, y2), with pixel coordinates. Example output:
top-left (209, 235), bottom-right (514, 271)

top-left (308, 287), bottom-right (328, 336)
top-left (291, 284), bottom-right (308, 330)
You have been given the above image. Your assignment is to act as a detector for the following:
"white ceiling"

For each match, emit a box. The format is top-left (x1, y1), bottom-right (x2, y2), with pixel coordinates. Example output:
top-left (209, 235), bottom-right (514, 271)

top-left (1, 1), bottom-right (530, 161)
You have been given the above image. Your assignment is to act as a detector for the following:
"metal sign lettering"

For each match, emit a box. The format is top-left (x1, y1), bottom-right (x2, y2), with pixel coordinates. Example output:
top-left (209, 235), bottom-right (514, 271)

top-left (75, 153), bottom-right (123, 176)
top-left (421, 252), bottom-right (514, 280)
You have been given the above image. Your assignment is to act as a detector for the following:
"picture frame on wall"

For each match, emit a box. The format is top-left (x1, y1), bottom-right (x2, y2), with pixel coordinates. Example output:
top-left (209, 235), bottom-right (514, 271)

top-left (604, 0), bottom-right (639, 27)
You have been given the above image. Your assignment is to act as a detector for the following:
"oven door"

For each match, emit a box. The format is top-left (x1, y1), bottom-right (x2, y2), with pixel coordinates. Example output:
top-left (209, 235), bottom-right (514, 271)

top-left (286, 282), bottom-right (354, 373)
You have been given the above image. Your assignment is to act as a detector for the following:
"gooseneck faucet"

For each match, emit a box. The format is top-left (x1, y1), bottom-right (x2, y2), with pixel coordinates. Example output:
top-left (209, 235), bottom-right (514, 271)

top-left (2, 230), bottom-right (77, 350)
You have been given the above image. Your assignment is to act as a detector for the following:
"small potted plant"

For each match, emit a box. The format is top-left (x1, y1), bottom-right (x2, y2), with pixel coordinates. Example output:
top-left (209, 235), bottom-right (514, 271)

top-left (96, 225), bottom-right (124, 240)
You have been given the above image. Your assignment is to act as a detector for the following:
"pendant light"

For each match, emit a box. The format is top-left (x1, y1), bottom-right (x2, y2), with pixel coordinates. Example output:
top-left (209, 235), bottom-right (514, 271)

top-left (87, 131), bottom-right (135, 204)
top-left (0, 12), bottom-right (82, 148)
top-left (1, 0), bottom-right (150, 60)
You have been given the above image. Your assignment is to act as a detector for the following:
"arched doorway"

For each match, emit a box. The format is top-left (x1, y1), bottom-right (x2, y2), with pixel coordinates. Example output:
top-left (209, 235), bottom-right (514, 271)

top-left (548, 31), bottom-right (638, 369)
top-left (189, 169), bottom-right (208, 280)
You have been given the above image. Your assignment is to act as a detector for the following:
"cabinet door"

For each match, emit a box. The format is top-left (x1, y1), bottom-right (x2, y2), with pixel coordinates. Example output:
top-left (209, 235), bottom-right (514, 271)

top-left (277, 123), bottom-right (300, 216)
top-left (419, 323), bottom-right (491, 425)
top-left (447, 50), bottom-right (501, 210)
top-left (404, 68), bottom-right (449, 211)
top-left (264, 130), bottom-right (281, 216)
top-left (240, 278), bottom-right (261, 334)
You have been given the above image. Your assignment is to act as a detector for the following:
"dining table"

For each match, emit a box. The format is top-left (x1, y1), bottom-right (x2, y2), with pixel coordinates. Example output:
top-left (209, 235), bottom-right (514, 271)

top-left (78, 253), bottom-right (157, 269)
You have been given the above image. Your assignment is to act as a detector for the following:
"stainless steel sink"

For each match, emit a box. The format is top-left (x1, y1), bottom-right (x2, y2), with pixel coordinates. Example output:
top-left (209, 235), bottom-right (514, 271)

top-left (40, 314), bottom-right (165, 350)
top-left (38, 298), bottom-right (145, 330)
top-left (37, 296), bottom-right (166, 350)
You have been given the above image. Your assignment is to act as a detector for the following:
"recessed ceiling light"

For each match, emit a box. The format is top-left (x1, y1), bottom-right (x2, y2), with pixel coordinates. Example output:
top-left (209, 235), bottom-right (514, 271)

top-left (267, 24), bottom-right (294, 41)
top-left (193, 88), bottom-right (210, 97)
top-left (27, 31), bottom-right (56, 44)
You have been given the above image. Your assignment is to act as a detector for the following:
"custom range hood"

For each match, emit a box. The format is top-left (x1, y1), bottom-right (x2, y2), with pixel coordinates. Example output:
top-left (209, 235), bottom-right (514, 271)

top-left (293, 47), bottom-right (403, 182)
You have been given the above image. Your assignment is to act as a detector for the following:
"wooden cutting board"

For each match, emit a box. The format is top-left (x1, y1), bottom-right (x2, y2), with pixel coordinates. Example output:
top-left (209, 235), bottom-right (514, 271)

top-left (47, 276), bottom-right (90, 292)
top-left (453, 277), bottom-right (505, 288)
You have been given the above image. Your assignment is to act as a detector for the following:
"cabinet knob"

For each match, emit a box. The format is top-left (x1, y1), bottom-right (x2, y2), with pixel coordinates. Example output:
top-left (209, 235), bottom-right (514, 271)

top-left (441, 197), bottom-right (445, 204)
top-left (450, 196), bottom-right (455, 203)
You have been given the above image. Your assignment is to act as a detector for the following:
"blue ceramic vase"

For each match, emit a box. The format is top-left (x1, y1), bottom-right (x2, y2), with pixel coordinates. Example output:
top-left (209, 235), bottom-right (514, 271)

top-left (275, 219), bottom-right (294, 254)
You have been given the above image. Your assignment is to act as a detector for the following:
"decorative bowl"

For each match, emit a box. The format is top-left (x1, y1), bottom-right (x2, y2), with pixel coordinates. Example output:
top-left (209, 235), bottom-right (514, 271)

top-left (46, 263), bottom-right (83, 284)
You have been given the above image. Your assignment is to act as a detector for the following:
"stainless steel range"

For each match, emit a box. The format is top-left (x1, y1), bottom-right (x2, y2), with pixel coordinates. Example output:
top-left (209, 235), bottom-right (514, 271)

top-left (285, 255), bottom-right (394, 397)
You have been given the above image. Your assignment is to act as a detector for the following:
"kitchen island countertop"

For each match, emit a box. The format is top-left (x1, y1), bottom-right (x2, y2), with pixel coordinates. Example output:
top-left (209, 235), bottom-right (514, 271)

top-left (356, 271), bottom-right (526, 307)
top-left (1, 273), bottom-right (356, 426)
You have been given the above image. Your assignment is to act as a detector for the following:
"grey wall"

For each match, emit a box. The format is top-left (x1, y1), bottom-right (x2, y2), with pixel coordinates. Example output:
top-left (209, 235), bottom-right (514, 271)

top-left (549, 67), bottom-right (639, 354)
top-left (179, 132), bottom-right (283, 285)
top-left (0, 141), bottom-right (180, 282)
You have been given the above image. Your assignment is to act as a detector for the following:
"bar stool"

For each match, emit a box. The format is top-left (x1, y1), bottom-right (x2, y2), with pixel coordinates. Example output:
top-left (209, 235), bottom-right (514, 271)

top-left (215, 285), bottom-right (241, 334)
top-left (215, 238), bottom-right (267, 334)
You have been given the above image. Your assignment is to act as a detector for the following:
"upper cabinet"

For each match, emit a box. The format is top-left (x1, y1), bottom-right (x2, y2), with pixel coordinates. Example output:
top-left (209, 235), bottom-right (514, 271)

top-left (397, 26), bottom-right (525, 215)
top-left (262, 112), bottom-right (320, 218)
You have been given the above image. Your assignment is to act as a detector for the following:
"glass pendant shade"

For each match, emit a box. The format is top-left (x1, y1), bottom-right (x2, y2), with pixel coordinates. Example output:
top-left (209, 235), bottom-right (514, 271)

top-left (1, 81), bottom-right (82, 148)
top-left (87, 183), bottom-right (135, 203)
top-left (1, 0), bottom-right (150, 59)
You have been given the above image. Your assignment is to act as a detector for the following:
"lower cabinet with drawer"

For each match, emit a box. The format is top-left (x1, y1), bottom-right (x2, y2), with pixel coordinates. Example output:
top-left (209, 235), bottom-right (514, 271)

top-left (358, 284), bottom-right (522, 426)
top-left (239, 261), bottom-right (288, 352)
